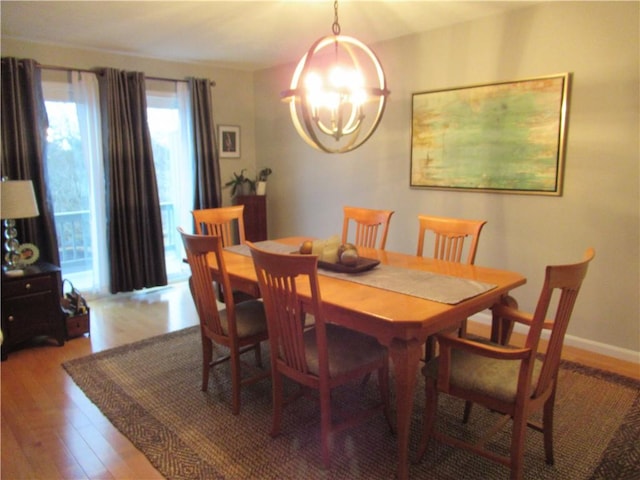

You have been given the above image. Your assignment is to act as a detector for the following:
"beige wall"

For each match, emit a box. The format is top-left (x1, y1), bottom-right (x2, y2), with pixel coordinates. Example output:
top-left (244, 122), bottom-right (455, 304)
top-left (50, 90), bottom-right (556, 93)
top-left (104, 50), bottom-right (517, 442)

top-left (2, 1), bottom-right (638, 359)
top-left (253, 2), bottom-right (639, 358)
top-left (1, 37), bottom-right (257, 206)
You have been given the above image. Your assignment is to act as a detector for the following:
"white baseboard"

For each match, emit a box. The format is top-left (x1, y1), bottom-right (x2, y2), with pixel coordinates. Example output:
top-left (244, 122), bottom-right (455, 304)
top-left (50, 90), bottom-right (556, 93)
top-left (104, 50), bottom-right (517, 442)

top-left (469, 312), bottom-right (640, 365)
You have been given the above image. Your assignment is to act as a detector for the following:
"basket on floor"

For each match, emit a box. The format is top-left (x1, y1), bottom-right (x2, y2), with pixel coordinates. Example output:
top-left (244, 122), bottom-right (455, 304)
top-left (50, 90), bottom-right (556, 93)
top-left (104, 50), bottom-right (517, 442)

top-left (61, 279), bottom-right (90, 339)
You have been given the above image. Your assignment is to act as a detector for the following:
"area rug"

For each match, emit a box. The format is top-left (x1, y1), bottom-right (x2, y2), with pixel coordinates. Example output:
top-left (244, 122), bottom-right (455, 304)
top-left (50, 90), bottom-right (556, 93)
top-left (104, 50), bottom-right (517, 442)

top-left (63, 327), bottom-right (640, 479)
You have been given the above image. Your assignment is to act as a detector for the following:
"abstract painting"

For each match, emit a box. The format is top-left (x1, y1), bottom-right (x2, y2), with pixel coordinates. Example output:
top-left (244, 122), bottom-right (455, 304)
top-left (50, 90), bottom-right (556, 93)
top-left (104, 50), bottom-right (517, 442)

top-left (411, 73), bottom-right (570, 195)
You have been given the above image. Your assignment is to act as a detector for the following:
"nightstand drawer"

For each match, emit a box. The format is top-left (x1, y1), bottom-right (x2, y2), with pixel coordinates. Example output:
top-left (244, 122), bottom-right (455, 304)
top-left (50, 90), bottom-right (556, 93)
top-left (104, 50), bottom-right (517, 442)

top-left (1, 262), bottom-right (65, 360)
top-left (1, 275), bottom-right (54, 298)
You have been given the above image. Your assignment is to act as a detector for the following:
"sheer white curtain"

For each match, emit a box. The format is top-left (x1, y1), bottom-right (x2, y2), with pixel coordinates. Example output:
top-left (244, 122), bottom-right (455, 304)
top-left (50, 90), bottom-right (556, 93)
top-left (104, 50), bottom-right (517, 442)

top-left (43, 70), bottom-right (109, 297)
top-left (71, 71), bottom-right (109, 294)
top-left (146, 80), bottom-right (194, 280)
top-left (176, 81), bottom-right (195, 236)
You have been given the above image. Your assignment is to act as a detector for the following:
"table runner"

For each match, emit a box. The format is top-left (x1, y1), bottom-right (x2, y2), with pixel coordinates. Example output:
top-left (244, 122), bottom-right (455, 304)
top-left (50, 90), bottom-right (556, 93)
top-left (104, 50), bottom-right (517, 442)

top-left (226, 241), bottom-right (496, 305)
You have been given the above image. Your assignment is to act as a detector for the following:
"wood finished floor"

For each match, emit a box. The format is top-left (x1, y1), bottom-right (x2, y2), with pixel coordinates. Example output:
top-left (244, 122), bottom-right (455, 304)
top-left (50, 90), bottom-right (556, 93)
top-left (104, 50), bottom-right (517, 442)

top-left (1, 281), bottom-right (638, 479)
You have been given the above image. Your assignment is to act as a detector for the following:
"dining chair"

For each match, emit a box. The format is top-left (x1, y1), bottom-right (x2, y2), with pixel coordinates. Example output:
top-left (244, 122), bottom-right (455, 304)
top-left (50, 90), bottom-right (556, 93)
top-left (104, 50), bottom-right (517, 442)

top-left (342, 206), bottom-right (394, 250)
top-left (416, 214), bottom-right (487, 263)
top-left (417, 214), bottom-right (487, 359)
top-left (192, 205), bottom-right (254, 303)
top-left (179, 228), bottom-right (270, 415)
top-left (415, 248), bottom-right (595, 480)
top-left (247, 242), bottom-right (393, 467)
top-left (192, 205), bottom-right (246, 246)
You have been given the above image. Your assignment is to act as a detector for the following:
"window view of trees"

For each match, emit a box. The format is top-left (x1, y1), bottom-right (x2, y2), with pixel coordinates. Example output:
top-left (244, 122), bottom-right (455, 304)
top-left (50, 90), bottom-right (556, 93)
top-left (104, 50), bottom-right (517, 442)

top-left (45, 101), bottom-right (94, 276)
top-left (43, 77), bottom-right (193, 296)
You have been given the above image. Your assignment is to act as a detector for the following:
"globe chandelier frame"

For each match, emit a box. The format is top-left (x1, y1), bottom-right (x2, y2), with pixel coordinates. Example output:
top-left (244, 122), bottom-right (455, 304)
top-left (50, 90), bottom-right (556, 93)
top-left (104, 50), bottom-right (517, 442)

top-left (281, 0), bottom-right (390, 154)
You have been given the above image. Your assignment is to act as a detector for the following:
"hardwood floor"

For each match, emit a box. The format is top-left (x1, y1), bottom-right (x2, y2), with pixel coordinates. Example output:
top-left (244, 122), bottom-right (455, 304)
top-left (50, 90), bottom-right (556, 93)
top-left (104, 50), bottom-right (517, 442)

top-left (1, 282), bottom-right (198, 480)
top-left (1, 282), bottom-right (637, 479)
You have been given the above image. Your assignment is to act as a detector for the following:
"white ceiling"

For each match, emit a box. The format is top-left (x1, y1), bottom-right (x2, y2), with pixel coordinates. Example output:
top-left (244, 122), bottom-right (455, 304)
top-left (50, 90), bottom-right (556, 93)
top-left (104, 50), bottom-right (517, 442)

top-left (1, 1), bottom-right (536, 71)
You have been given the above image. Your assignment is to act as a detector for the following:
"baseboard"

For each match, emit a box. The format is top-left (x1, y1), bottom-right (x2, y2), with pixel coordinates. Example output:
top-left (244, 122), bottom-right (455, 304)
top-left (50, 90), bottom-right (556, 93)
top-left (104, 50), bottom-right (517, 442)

top-left (469, 312), bottom-right (640, 365)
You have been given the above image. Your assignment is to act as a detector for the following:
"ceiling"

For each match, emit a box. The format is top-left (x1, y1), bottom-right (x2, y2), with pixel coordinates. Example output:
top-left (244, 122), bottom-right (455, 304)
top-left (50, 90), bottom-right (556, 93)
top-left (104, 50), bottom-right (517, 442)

top-left (1, 1), bottom-right (536, 71)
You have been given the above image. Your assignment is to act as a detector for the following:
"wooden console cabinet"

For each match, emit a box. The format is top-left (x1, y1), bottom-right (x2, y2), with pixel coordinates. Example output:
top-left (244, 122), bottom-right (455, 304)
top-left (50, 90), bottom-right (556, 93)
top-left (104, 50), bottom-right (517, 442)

top-left (1, 262), bottom-right (65, 360)
top-left (235, 195), bottom-right (267, 242)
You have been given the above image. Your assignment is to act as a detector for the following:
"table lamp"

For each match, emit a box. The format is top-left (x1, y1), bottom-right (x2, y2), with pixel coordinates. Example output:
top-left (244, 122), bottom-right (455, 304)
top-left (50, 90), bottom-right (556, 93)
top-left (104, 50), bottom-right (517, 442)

top-left (0, 178), bottom-right (40, 274)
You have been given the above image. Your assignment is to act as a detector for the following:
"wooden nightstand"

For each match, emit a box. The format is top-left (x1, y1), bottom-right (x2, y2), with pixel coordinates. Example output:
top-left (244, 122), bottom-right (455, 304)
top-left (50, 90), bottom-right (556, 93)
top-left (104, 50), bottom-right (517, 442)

top-left (1, 262), bottom-right (65, 360)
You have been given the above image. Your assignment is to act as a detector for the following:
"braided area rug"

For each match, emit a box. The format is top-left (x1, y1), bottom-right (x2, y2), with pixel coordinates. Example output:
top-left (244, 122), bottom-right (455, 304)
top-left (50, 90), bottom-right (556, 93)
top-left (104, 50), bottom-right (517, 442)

top-left (63, 326), bottom-right (639, 479)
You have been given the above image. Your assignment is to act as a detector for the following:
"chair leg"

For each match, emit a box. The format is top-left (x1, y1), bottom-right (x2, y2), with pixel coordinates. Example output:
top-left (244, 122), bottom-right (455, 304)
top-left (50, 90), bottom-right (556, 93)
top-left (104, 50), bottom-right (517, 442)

top-left (201, 336), bottom-right (213, 392)
top-left (254, 342), bottom-right (263, 369)
top-left (510, 410), bottom-right (528, 480)
top-left (543, 387), bottom-right (557, 465)
top-left (319, 384), bottom-right (333, 468)
top-left (415, 377), bottom-right (438, 463)
top-left (230, 347), bottom-right (242, 415)
top-left (270, 371), bottom-right (284, 438)
top-left (462, 401), bottom-right (473, 424)
top-left (424, 336), bottom-right (436, 361)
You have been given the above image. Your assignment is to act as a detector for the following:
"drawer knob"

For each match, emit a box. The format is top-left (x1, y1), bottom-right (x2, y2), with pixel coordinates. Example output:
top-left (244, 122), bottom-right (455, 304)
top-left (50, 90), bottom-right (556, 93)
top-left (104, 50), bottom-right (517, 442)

top-left (25, 283), bottom-right (32, 290)
top-left (8, 316), bottom-right (15, 322)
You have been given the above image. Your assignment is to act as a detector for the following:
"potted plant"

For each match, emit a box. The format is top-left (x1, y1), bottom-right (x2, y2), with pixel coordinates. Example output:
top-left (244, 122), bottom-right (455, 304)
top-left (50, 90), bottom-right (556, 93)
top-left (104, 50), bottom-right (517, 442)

top-left (256, 167), bottom-right (272, 195)
top-left (224, 169), bottom-right (255, 197)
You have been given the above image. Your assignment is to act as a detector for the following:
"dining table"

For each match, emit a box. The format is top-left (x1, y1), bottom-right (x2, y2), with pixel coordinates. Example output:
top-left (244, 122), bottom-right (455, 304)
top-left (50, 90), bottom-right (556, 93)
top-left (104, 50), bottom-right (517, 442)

top-left (220, 236), bottom-right (527, 479)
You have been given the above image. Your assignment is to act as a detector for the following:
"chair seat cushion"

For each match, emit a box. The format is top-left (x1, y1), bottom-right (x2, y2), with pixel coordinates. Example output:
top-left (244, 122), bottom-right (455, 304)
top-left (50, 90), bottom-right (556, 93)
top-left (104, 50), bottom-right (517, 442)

top-left (220, 300), bottom-right (268, 338)
top-left (423, 341), bottom-right (542, 404)
top-left (304, 325), bottom-right (385, 377)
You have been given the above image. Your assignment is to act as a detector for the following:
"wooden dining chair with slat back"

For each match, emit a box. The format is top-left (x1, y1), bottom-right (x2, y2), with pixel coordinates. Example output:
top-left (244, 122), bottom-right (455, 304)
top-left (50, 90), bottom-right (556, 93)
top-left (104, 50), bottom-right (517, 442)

top-left (179, 228), bottom-right (270, 415)
top-left (192, 205), bottom-right (246, 246)
top-left (415, 248), bottom-right (595, 480)
top-left (342, 206), bottom-right (394, 250)
top-left (417, 215), bottom-right (487, 359)
top-left (192, 205), bottom-right (253, 303)
top-left (248, 242), bottom-right (394, 468)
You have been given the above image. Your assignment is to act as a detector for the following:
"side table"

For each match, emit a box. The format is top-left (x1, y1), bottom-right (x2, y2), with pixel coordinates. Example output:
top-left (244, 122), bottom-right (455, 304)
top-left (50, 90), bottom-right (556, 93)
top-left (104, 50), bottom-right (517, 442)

top-left (1, 262), bottom-right (65, 360)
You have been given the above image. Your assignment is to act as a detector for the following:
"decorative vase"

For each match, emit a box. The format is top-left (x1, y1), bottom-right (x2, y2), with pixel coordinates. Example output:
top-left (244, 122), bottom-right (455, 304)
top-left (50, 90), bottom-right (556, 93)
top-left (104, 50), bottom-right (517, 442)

top-left (256, 181), bottom-right (267, 195)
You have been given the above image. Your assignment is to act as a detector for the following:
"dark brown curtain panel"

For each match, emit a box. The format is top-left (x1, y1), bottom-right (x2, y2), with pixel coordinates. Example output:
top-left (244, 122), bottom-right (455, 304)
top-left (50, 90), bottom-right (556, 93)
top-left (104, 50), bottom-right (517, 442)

top-left (188, 78), bottom-right (221, 210)
top-left (0, 57), bottom-right (60, 265)
top-left (98, 68), bottom-right (167, 293)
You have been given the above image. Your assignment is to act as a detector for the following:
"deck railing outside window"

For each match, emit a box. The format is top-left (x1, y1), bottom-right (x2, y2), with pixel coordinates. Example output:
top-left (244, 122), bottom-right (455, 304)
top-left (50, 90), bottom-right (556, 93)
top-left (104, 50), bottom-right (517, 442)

top-left (54, 203), bottom-right (182, 278)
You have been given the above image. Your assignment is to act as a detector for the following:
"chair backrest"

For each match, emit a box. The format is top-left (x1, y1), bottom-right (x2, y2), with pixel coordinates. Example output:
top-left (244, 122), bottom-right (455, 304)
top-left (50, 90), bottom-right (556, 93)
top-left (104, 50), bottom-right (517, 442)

top-left (179, 228), bottom-right (237, 339)
top-left (342, 206), bottom-right (394, 250)
top-left (524, 248), bottom-right (595, 398)
top-left (417, 215), bottom-right (487, 264)
top-left (192, 205), bottom-right (246, 247)
top-left (248, 242), bottom-right (327, 378)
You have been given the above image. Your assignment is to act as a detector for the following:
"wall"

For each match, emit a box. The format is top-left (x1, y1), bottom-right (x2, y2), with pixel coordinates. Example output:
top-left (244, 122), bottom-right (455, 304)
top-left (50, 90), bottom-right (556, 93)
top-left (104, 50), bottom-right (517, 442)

top-left (1, 37), bottom-right (257, 206)
top-left (253, 2), bottom-right (639, 358)
top-left (3, 2), bottom-right (638, 360)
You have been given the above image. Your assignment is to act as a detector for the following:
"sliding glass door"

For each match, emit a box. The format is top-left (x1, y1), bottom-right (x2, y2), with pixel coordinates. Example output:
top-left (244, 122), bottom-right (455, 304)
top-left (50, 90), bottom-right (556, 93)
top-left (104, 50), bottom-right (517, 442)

top-left (43, 71), bottom-right (108, 296)
top-left (42, 72), bottom-right (193, 296)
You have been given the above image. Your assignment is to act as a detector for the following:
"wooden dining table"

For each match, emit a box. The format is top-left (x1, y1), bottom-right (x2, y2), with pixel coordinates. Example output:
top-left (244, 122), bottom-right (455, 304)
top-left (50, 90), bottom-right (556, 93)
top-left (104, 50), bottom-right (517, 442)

top-left (221, 237), bottom-right (526, 479)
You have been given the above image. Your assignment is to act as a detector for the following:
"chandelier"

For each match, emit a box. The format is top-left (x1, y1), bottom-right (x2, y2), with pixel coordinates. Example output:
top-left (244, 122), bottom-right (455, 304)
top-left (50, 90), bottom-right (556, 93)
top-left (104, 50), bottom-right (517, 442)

top-left (281, 0), bottom-right (390, 154)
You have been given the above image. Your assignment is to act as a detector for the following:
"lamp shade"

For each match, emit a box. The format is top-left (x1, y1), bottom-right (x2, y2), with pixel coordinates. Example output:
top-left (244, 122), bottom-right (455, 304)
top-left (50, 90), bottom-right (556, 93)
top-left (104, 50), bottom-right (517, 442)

top-left (0, 180), bottom-right (39, 220)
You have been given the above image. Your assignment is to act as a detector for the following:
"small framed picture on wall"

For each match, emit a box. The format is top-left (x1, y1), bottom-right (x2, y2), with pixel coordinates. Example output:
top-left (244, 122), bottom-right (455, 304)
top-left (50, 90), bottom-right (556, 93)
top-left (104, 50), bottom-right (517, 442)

top-left (218, 125), bottom-right (240, 158)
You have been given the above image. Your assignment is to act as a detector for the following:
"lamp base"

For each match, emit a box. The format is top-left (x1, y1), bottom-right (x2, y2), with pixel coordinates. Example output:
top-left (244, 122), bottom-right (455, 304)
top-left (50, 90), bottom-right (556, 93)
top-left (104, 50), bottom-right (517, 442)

top-left (3, 267), bottom-right (25, 277)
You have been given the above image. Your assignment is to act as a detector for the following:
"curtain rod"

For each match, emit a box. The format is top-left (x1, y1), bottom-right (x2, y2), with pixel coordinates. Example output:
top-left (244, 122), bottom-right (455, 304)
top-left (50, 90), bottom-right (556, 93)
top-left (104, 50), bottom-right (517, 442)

top-left (38, 64), bottom-right (216, 87)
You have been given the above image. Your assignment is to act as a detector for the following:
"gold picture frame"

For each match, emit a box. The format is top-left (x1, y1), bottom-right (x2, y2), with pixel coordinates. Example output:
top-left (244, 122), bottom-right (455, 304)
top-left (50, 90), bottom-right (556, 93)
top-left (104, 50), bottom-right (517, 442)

top-left (410, 73), bottom-right (571, 195)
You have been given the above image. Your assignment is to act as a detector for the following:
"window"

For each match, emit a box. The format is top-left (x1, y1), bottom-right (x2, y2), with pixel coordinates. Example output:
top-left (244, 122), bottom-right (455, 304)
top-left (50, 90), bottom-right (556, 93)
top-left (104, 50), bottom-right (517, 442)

top-left (43, 70), bottom-right (108, 296)
top-left (43, 73), bottom-right (194, 296)
top-left (146, 80), bottom-right (194, 280)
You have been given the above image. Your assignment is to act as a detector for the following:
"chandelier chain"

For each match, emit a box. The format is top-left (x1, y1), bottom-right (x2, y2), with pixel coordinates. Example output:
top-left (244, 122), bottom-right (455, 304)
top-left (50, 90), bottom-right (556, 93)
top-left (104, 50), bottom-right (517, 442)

top-left (332, 0), bottom-right (341, 35)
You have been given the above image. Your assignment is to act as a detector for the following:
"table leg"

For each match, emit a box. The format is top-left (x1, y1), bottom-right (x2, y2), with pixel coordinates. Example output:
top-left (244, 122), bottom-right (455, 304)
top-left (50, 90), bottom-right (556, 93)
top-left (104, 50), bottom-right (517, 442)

top-left (388, 337), bottom-right (423, 480)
